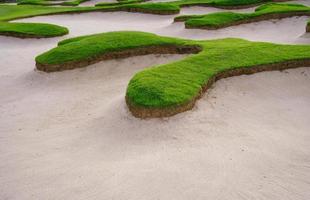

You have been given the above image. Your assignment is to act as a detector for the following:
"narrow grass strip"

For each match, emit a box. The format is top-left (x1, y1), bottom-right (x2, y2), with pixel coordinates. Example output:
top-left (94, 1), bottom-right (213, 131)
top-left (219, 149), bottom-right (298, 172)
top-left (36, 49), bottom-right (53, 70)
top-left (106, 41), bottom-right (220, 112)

top-left (0, 22), bottom-right (68, 38)
top-left (35, 31), bottom-right (310, 118)
top-left (175, 3), bottom-right (310, 29)
top-left (35, 31), bottom-right (200, 71)
top-left (0, 5), bottom-right (100, 21)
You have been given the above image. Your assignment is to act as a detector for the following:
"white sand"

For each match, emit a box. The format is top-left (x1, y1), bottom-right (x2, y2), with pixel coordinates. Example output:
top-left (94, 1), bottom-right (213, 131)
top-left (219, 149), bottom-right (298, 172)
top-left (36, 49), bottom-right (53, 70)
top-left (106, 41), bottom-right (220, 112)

top-left (1, 2), bottom-right (310, 199)
top-left (291, 0), bottom-right (310, 6)
top-left (14, 11), bottom-right (310, 44)
top-left (180, 6), bottom-right (256, 15)
top-left (79, 0), bottom-right (116, 7)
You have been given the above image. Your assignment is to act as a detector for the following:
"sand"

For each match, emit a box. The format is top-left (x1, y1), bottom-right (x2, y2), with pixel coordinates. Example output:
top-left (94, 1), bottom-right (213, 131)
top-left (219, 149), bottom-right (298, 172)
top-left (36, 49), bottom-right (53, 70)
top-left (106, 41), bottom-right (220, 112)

top-left (1, 1), bottom-right (310, 199)
top-left (14, 10), bottom-right (310, 44)
top-left (79, 0), bottom-right (116, 7)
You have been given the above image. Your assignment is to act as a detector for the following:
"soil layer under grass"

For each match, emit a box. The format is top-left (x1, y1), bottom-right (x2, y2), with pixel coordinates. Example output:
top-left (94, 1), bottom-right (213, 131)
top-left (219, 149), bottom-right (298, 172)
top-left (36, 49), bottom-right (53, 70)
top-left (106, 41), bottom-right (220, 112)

top-left (0, 22), bottom-right (68, 38)
top-left (35, 31), bottom-right (310, 118)
top-left (175, 3), bottom-right (310, 30)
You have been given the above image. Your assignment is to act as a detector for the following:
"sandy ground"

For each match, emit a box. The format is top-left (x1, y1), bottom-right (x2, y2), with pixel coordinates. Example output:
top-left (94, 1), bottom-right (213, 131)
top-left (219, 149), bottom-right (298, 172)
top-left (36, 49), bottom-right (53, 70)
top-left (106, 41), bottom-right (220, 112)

top-left (15, 11), bottom-right (310, 44)
top-left (291, 0), bottom-right (310, 6)
top-left (1, 2), bottom-right (310, 200)
top-left (79, 0), bottom-right (116, 7)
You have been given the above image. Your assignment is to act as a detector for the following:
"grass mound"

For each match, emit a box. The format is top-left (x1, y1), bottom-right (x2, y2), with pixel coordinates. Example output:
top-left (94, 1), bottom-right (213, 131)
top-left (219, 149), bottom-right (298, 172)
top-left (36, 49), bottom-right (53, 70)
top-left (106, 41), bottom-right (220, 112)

top-left (0, 22), bottom-right (68, 38)
top-left (35, 31), bottom-right (310, 117)
top-left (35, 31), bottom-right (199, 71)
top-left (175, 3), bottom-right (310, 29)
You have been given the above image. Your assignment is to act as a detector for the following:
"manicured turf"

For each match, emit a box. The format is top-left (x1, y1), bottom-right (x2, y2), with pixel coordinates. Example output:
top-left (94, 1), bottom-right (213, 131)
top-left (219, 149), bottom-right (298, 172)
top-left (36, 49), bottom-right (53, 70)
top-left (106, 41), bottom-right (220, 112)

top-left (35, 31), bottom-right (310, 110)
top-left (175, 3), bottom-right (310, 29)
top-left (17, 0), bottom-right (91, 6)
top-left (0, 5), bottom-right (99, 21)
top-left (95, 0), bottom-right (287, 13)
top-left (0, 0), bottom-right (290, 22)
top-left (0, 22), bottom-right (68, 37)
top-left (0, 5), bottom-right (100, 38)
top-left (36, 31), bottom-right (188, 65)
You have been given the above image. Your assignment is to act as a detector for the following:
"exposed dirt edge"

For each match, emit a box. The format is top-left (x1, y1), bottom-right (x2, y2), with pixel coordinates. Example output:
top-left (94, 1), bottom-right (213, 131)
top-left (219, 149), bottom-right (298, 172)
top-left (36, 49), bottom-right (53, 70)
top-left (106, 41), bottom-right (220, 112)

top-left (126, 59), bottom-right (310, 119)
top-left (184, 12), bottom-right (310, 30)
top-left (0, 31), bottom-right (68, 39)
top-left (36, 45), bottom-right (202, 72)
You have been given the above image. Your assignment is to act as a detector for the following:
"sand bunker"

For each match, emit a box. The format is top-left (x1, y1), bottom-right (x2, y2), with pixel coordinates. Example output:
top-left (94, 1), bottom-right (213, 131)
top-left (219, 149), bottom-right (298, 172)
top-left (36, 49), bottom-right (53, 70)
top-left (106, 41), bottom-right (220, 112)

top-left (14, 11), bottom-right (310, 44)
top-left (1, 1), bottom-right (310, 199)
top-left (79, 0), bottom-right (117, 6)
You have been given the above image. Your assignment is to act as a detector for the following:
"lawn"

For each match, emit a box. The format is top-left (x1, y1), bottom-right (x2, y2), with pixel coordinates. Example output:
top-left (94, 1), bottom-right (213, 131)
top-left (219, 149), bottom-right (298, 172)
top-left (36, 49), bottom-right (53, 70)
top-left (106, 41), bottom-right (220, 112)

top-left (34, 31), bottom-right (310, 117)
top-left (174, 3), bottom-right (310, 29)
top-left (0, 21), bottom-right (68, 37)
top-left (0, 5), bottom-right (100, 21)
top-left (0, 5), bottom-right (99, 37)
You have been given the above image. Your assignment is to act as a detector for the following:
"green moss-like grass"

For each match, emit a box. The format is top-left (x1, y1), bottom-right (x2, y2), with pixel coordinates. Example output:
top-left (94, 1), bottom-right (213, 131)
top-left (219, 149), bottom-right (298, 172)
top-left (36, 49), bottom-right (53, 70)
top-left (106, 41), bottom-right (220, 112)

top-left (0, 1), bottom-right (291, 22)
top-left (17, 0), bottom-right (91, 6)
top-left (35, 31), bottom-right (310, 117)
top-left (175, 3), bottom-right (310, 29)
top-left (0, 5), bottom-right (101, 38)
top-left (95, 0), bottom-right (289, 13)
top-left (0, 5), bottom-right (101, 21)
top-left (36, 31), bottom-right (188, 66)
top-left (0, 22), bottom-right (68, 38)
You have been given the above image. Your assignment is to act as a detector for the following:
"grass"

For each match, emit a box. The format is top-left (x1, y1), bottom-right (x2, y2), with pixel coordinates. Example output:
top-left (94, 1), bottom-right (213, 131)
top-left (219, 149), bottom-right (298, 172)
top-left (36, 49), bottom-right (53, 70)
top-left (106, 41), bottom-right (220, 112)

top-left (95, 0), bottom-right (287, 12)
top-left (17, 0), bottom-right (91, 6)
top-left (36, 31), bottom-right (187, 65)
top-left (0, 5), bottom-right (100, 21)
top-left (0, 5), bottom-right (100, 37)
top-left (175, 3), bottom-right (310, 29)
top-left (35, 31), bottom-right (310, 110)
top-left (0, 0), bottom-right (291, 22)
top-left (118, 3), bottom-right (180, 13)
top-left (0, 21), bottom-right (68, 37)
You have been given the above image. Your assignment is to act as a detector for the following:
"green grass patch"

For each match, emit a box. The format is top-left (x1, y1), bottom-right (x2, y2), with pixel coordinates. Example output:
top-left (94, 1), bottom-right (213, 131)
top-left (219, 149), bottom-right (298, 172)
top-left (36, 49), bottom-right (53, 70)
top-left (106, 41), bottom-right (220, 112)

top-left (35, 31), bottom-right (310, 109)
top-left (0, 5), bottom-right (101, 21)
top-left (0, 22), bottom-right (68, 37)
top-left (17, 0), bottom-right (91, 6)
top-left (36, 31), bottom-right (188, 65)
top-left (0, 5), bottom-right (94, 38)
top-left (175, 3), bottom-right (310, 29)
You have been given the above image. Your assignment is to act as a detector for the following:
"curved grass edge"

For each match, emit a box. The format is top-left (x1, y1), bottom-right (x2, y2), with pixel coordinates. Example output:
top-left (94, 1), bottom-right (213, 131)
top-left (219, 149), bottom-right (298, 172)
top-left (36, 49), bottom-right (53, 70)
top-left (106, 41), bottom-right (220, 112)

top-left (126, 59), bottom-right (310, 118)
top-left (36, 45), bottom-right (202, 72)
top-left (174, 3), bottom-right (310, 30)
top-left (307, 20), bottom-right (310, 32)
top-left (187, 12), bottom-right (310, 30)
top-left (0, 22), bottom-right (69, 38)
top-left (179, 0), bottom-right (291, 10)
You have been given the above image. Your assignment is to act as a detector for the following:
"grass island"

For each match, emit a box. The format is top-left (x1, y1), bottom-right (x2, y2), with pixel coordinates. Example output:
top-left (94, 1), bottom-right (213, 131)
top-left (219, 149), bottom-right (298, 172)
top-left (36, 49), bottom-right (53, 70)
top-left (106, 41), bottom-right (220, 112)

top-left (174, 3), bottom-right (310, 30)
top-left (0, 22), bottom-right (68, 38)
top-left (35, 31), bottom-right (310, 118)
